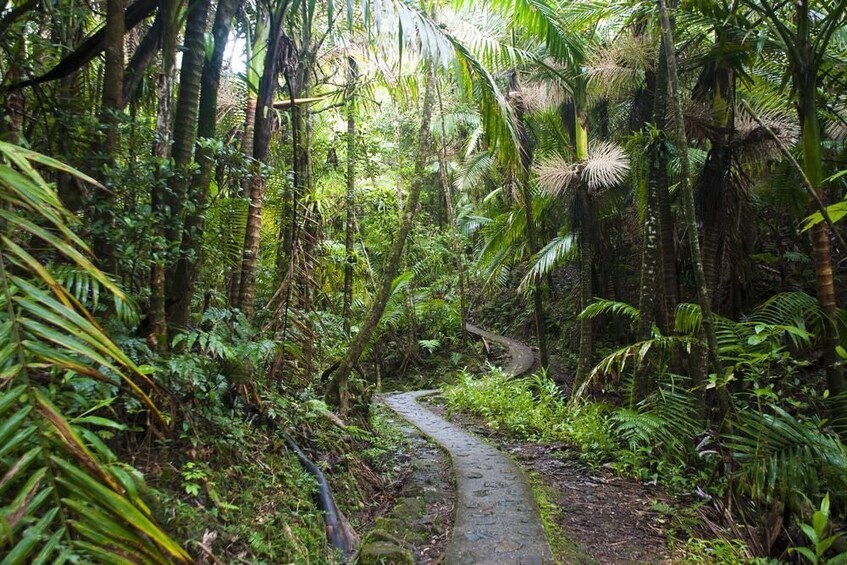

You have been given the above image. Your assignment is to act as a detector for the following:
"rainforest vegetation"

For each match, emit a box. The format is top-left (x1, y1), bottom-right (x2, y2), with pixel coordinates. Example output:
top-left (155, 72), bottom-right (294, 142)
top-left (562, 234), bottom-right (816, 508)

top-left (1, 0), bottom-right (847, 561)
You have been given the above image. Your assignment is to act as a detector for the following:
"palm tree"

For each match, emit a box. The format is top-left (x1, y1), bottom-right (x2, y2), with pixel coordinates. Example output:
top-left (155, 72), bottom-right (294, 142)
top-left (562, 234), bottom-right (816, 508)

top-left (535, 141), bottom-right (630, 389)
top-left (741, 0), bottom-right (847, 398)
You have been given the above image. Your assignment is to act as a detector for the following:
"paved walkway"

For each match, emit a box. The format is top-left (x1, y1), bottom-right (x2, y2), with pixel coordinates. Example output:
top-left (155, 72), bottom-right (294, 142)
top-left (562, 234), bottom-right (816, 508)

top-left (466, 324), bottom-right (535, 376)
top-left (384, 390), bottom-right (554, 564)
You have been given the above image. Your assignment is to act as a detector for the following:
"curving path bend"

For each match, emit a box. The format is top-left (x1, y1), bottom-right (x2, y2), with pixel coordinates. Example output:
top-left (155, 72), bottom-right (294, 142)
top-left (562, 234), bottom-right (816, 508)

top-left (465, 323), bottom-right (536, 376)
top-left (383, 326), bottom-right (552, 564)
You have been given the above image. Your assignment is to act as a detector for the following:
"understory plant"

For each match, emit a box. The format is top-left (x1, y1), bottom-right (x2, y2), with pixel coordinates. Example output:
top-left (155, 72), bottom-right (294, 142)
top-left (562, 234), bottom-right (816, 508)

top-left (0, 142), bottom-right (189, 562)
top-left (579, 293), bottom-right (847, 558)
top-left (443, 366), bottom-right (614, 460)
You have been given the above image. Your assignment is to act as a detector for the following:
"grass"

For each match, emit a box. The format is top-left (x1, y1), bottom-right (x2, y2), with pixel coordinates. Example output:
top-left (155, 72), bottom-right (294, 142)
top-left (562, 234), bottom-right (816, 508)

top-left (526, 470), bottom-right (597, 564)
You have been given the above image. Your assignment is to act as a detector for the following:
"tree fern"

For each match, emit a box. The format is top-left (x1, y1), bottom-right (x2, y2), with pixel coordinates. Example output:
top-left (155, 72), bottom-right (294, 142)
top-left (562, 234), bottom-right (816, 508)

top-left (0, 142), bottom-right (189, 563)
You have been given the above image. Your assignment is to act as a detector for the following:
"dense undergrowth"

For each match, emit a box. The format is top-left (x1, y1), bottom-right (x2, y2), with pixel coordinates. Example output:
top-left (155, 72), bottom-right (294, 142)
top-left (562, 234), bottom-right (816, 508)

top-left (443, 363), bottom-right (847, 563)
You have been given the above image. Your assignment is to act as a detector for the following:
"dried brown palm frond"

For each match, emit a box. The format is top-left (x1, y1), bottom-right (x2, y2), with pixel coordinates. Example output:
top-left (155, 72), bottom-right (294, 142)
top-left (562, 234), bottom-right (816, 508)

top-left (535, 153), bottom-right (579, 196)
top-left (582, 140), bottom-right (630, 193)
top-left (521, 80), bottom-right (568, 112)
top-left (735, 106), bottom-right (799, 162)
top-left (825, 104), bottom-right (847, 142)
top-left (676, 99), bottom-right (721, 144)
top-left (586, 34), bottom-right (657, 101)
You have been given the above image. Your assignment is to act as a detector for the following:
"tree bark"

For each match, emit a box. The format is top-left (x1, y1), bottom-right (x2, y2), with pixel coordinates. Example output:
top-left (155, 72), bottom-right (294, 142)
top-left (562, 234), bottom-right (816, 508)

top-left (168, 0), bottom-right (240, 330)
top-left (342, 56), bottom-right (357, 336)
top-left (657, 0), bottom-right (731, 421)
top-left (330, 68), bottom-right (435, 415)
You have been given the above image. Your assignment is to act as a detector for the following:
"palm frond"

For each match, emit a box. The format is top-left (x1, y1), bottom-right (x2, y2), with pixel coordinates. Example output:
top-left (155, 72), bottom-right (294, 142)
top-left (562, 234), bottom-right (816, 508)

top-left (581, 140), bottom-right (630, 193)
top-left (0, 142), bottom-right (189, 563)
top-left (726, 406), bottom-right (847, 511)
top-left (579, 298), bottom-right (640, 322)
top-left (534, 153), bottom-right (578, 196)
top-left (518, 233), bottom-right (577, 292)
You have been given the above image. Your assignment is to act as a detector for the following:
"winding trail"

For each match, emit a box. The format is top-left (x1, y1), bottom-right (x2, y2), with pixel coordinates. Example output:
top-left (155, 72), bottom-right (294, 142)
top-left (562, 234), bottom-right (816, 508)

top-left (465, 323), bottom-right (536, 376)
top-left (383, 326), bottom-right (552, 564)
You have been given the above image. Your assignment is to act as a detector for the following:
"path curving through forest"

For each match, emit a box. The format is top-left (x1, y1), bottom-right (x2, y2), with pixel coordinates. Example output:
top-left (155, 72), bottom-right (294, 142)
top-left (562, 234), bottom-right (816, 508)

top-left (383, 326), bottom-right (552, 564)
top-left (465, 323), bottom-right (536, 376)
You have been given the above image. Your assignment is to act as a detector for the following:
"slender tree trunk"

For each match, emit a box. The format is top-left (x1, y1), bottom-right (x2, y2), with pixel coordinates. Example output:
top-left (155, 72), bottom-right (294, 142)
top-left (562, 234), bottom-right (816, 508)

top-left (435, 79), bottom-right (467, 336)
top-left (795, 32), bottom-right (845, 397)
top-left (342, 56), bottom-right (357, 336)
top-left (163, 0), bottom-right (211, 312)
top-left (655, 43), bottom-right (679, 335)
top-left (168, 0), bottom-right (240, 330)
top-left (147, 0), bottom-right (179, 352)
top-left (236, 2), bottom-right (291, 317)
top-left (89, 0), bottom-right (125, 271)
top-left (330, 68), bottom-right (435, 415)
top-left (574, 210), bottom-right (594, 389)
top-left (510, 71), bottom-right (548, 369)
top-left (657, 0), bottom-right (731, 421)
top-left (572, 86), bottom-right (593, 389)
top-left (227, 17), bottom-right (265, 307)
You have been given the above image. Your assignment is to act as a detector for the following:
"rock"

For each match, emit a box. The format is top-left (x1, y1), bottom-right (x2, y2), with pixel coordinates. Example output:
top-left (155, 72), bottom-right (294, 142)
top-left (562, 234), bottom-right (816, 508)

top-left (359, 532), bottom-right (414, 565)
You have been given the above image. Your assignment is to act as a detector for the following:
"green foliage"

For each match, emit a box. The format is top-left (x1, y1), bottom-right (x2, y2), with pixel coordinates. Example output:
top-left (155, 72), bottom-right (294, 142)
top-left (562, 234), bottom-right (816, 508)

top-left (443, 368), bottom-right (615, 461)
top-left (0, 143), bottom-right (189, 562)
top-left (789, 494), bottom-right (847, 564)
top-left (727, 407), bottom-right (847, 514)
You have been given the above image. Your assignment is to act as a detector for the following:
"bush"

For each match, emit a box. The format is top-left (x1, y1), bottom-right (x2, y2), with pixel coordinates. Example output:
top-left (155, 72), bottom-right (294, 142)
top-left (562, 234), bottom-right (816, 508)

top-left (442, 367), bottom-right (616, 461)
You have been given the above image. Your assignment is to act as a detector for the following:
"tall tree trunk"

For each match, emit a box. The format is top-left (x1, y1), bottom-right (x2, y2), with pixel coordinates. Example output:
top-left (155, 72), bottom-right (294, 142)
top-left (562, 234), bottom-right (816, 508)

top-left (435, 78), bottom-right (467, 336)
top-left (510, 71), bottom-right (548, 369)
top-left (795, 8), bottom-right (844, 397)
top-left (575, 226), bottom-right (594, 388)
top-left (167, 0), bottom-right (240, 330)
top-left (342, 56), bottom-right (357, 336)
top-left (163, 0), bottom-right (211, 309)
top-left (330, 68), bottom-right (435, 415)
top-left (148, 0), bottom-right (180, 352)
top-left (657, 0), bottom-right (731, 422)
top-left (654, 41), bottom-right (679, 334)
top-left (236, 2), bottom-right (292, 317)
top-left (572, 85), bottom-right (593, 390)
top-left (633, 151), bottom-right (662, 404)
top-left (89, 0), bottom-right (125, 272)
top-left (227, 15), bottom-right (266, 307)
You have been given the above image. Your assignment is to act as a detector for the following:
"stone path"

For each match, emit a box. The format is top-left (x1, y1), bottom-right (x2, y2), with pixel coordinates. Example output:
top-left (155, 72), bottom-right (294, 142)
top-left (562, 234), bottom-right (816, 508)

top-left (466, 324), bottom-right (536, 376)
top-left (384, 389), bottom-right (553, 564)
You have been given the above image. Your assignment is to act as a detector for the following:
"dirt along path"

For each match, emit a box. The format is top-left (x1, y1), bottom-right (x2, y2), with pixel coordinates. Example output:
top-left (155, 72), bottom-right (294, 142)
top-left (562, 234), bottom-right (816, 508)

top-left (384, 391), bottom-right (554, 564)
